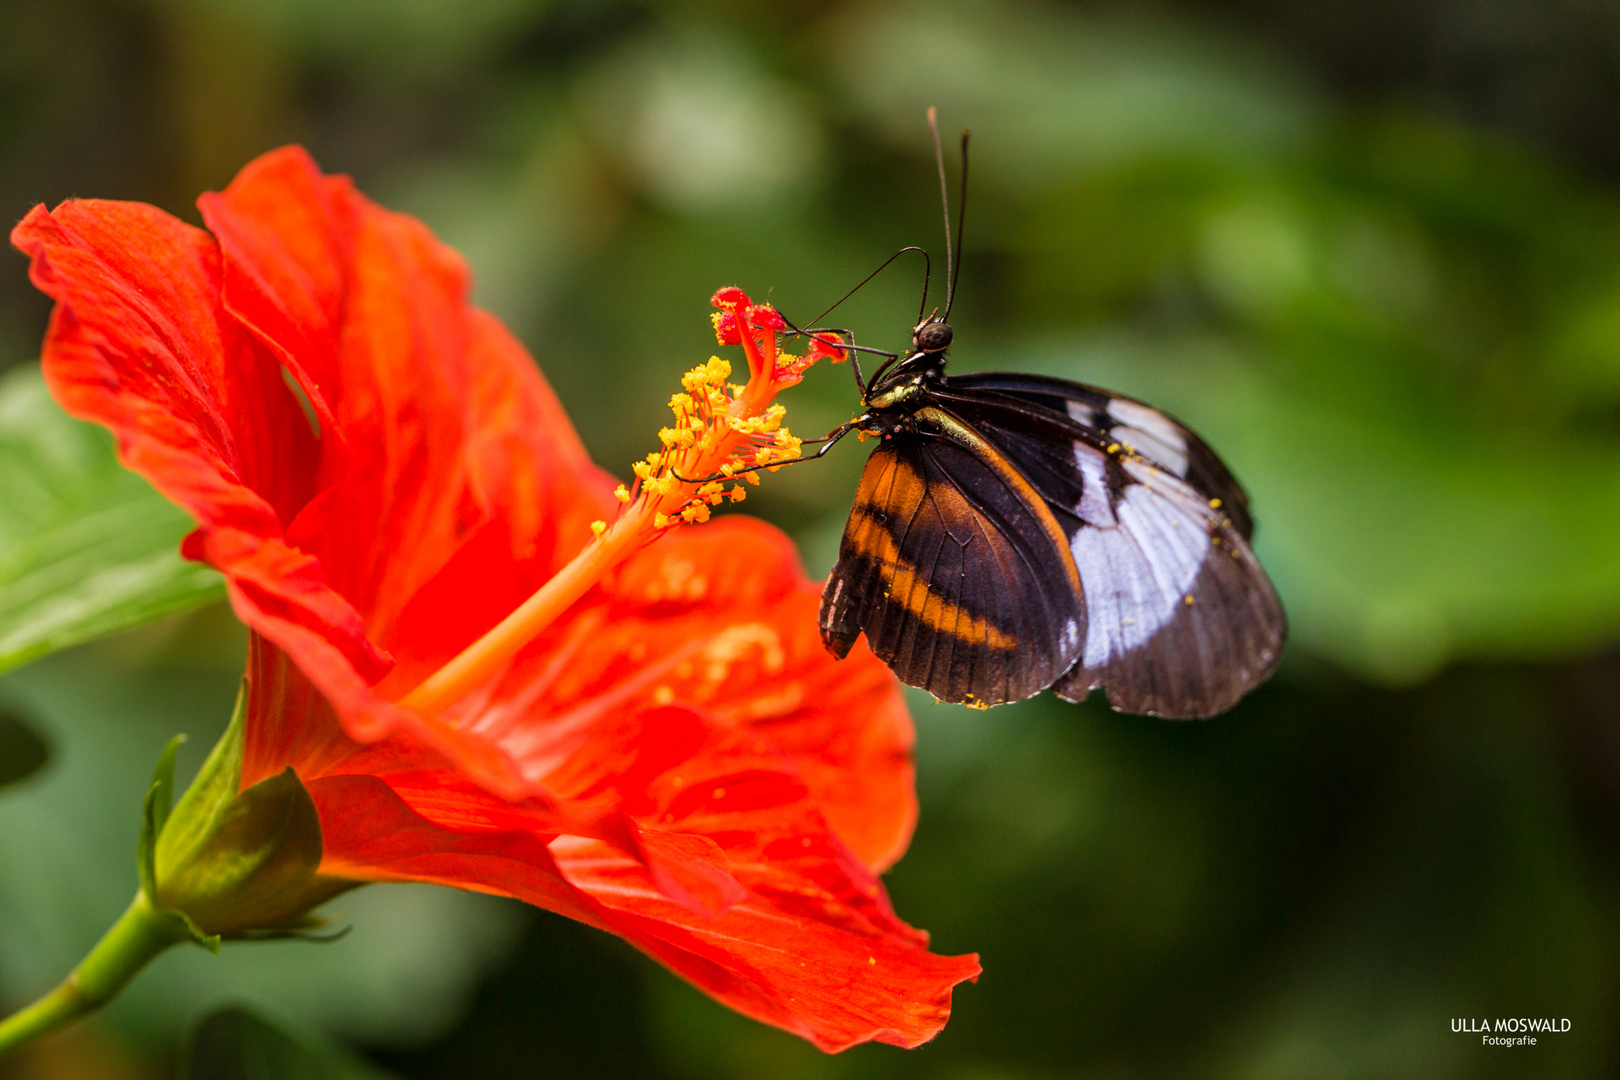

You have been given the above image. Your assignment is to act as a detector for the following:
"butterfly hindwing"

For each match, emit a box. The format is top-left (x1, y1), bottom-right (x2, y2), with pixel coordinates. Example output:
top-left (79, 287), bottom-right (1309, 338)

top-left (1054, 454), bottom-right (1286, 717)
top-left (820, 406), bottom-right (1086, 706)
top-left (937, 378), bottom-right (1286, 718)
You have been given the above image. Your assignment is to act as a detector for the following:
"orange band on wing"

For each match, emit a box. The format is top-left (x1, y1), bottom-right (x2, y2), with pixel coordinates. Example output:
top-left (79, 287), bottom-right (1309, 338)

top-left (843, 504), bottom-right (1019, 653)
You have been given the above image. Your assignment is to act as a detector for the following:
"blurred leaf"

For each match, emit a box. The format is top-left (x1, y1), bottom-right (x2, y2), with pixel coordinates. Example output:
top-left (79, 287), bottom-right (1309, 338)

top-left (186, 1006), bottom-right (395, 1080)
top-left (163, 0), bottom-right (549, 81)
top-left (0, 365), bottom-right (225, 677)
top-left (0, 707), bottom-right (48, 789)
top-left (829, 0), bottom-right (1316, 191)
top-left (576, 24), bottom-right (823, 213)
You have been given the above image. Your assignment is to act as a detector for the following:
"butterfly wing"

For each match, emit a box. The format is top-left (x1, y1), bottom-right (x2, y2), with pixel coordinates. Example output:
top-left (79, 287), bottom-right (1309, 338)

top-left (821, 406), bottom-right (1086, 707)
top-left (949, 371), bottom-right (1255, 537)
top-left (938, 376), bottom-right (1286, 718)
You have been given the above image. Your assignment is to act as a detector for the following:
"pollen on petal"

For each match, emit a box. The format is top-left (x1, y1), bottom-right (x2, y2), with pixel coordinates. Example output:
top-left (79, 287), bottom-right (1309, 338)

top-left (712, 310), bottom-right (742, 347)
top-left (711, 286), bottom-right (749, 309)
top-left (807, 333), bottom-right (848, 364)
top-left (749, 305), bottom-right (787, 332)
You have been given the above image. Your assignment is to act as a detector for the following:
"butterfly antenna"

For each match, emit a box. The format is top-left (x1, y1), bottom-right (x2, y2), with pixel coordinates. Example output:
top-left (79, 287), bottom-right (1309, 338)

top-left (927, 107), bottom-right (953, 319)
top-left (946, 128), bottom-right (969, 318)
top-left (807, 246), bottom-right (931, 329)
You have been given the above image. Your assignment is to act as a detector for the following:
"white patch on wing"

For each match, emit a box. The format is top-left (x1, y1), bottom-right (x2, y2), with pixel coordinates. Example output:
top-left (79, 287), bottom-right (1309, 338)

top-left (1070, 460), bottom-right (1212, 668)
top-left (1107, 398), bottom-right (1189, 476)
top-left (1111, 426), bottom-right (1189, 476)
top-left (1065, 400), bottom-right (1098, 428)
top-left (1072, 441), bottom-right (1115, 527)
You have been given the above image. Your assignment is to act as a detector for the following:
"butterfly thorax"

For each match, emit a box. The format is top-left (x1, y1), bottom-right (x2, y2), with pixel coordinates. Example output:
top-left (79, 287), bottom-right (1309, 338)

top-left (862, 317), bottom-right (953, 415)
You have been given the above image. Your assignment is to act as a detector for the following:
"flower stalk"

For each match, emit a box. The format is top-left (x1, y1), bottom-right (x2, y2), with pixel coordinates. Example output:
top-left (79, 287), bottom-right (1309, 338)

top-left (0, 689), bottom-right (352, 1060)
top-left (0, 893), bottom-right (189, 1057)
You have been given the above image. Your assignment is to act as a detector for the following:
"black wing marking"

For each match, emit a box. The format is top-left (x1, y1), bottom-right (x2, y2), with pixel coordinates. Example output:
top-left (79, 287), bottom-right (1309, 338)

top-left (820, 407), bottom-right (1085, 706)
top-left (935, 381), bottom-right (1285, 718)
top-left (946, 370), bottom-right (1255, 538)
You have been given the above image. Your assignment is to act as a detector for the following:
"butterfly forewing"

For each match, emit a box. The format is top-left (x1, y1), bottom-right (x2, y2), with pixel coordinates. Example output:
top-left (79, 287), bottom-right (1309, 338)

top-left (820, 408), bottom-right (1086, 706)
top-left (935, 378), bottom-right (1286, 718)
top-left (947, 371), bottom-right (1255, 537)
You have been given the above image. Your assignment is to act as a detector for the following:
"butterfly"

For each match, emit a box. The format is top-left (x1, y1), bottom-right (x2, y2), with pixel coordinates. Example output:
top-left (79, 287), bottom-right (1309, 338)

top-left (782, 111), bottom-right (1286, 717)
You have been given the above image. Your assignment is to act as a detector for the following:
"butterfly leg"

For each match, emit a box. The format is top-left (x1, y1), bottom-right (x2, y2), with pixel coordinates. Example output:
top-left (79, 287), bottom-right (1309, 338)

top-left (781, 319), bottom-right (899, 397)
top-left (806, 328), bottom-right (899, 397)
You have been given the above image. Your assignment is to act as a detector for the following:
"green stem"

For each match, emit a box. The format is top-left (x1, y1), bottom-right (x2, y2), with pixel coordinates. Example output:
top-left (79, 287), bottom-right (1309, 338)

top-left (0, 892), bottom-right (186, 1058)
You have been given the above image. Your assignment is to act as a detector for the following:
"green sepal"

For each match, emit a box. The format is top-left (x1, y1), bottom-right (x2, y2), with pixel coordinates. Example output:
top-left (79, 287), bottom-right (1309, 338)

top-left (230, 922), bottom-right (354, 945)
top-left (152, 682), bottom-right (358, 937)
top-left (134, 681), bottom-right (358, 942)
top-left (157, 684), bottom-right (247, 871)
top-left (138, 734), bottom-right (187, 905)
top-left (171, 908), bottom-right (223, 954)
top-left (157, 765), bottom-right (353, 936)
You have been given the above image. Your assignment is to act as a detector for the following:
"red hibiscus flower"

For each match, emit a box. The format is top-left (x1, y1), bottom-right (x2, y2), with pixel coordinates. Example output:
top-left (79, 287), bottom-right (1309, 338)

top-left (10, 147), bottom-right (978, 1052)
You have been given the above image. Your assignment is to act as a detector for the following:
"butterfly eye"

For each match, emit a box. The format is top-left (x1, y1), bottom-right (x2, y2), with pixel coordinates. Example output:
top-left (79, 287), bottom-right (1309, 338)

top-left (916, 322), bottom-right (953, 352)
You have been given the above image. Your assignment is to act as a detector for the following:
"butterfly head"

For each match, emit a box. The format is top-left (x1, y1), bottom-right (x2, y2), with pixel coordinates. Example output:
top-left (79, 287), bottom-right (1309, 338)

top-left (913, 317), bottom-right (953, 356)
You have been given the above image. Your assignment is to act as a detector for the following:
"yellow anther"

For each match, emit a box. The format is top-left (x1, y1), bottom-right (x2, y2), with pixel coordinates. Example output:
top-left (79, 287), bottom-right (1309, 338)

top-left (614, 484), bottom-right (631, 503)
top-left (743, 471), bottom-right (760, 486)
top-left (590, 519), bottom-right (607, 538)
top-left (728, 485), bottom-right (747, 502)
top-left (697, 481), bottom-right (724, 497)
top-left (654, 512), bottom-right (670, 528)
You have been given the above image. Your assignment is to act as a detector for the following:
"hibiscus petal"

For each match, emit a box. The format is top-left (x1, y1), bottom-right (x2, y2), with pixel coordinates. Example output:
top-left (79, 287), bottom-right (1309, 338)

top-left (515, 517), bottom-right (918, 870)
top-left (9, 199), bottom-right (390, 687)
top-left (307, 716), bottom-right (978, 1053)
top-left (553, 839), bottom-right (979, 1052)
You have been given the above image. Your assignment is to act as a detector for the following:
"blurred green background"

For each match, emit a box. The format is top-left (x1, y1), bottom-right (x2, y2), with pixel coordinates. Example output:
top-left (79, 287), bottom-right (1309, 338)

top-left (4, 0), bottom-right (1620, 1076)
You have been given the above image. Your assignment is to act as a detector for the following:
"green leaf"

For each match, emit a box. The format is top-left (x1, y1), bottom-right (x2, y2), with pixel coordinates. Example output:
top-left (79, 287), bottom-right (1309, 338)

top-left (185, 1006), bottom-right (396, 1080)
top-left (0, 365), bottom-right (226, 676)
top-left (0, 708), bottom-right (49, 789)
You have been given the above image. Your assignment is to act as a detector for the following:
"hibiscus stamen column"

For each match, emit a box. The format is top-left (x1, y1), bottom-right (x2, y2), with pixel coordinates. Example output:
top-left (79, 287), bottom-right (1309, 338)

top-left (401, 287), bottom-right (845, 717)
